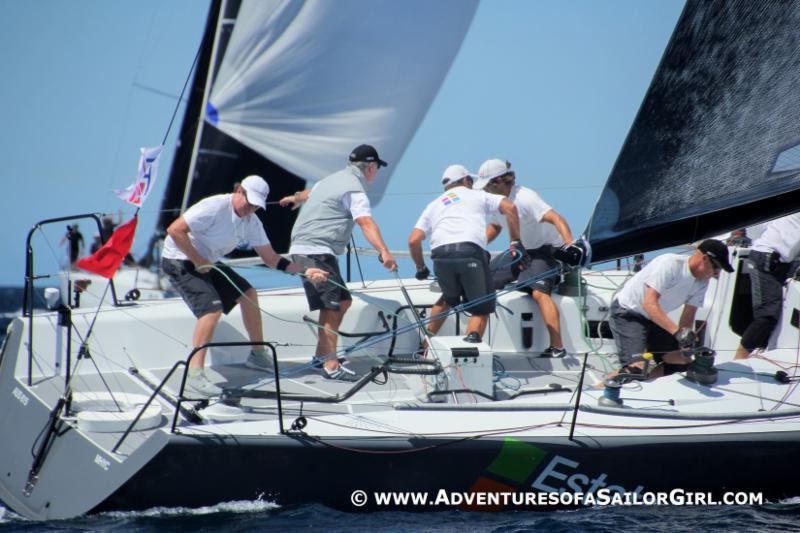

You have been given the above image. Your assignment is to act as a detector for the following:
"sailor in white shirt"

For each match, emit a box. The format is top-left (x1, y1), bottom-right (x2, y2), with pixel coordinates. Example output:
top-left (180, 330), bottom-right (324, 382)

top-left (609, 239), bottom-right (732, 378)
top-left (408, 164), bottom-right (523, 343)
top-left (734, 213), bottom-right (800, 359)
top-left (475, 159), bottom-right (575, 358)
top-left (161, 175), bottom-right (328, 397)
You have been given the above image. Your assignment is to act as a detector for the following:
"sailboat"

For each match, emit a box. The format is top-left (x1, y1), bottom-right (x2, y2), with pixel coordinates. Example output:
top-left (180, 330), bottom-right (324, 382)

top-left (2, 0), bottom-right (800, 520)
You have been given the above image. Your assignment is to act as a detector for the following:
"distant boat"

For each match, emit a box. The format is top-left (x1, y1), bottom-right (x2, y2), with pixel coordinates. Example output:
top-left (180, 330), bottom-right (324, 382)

top-left (3, 0), bottom-right (800, 520)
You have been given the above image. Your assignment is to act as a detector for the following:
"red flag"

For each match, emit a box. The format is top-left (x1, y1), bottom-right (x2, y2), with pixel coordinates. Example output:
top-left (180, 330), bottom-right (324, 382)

top-left (77, 217), bottom-right (138, 279)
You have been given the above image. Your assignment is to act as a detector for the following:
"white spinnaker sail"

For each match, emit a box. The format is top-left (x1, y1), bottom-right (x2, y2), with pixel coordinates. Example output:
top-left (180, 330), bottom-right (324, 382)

top-left (206, 0), bottom-right (478, 203)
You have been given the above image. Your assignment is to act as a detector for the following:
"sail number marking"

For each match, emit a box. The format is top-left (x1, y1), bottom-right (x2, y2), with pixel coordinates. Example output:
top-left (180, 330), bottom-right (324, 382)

top-left (94, 454), bottom-right (111, 471)
top-left (12, 387), bottom-right (29, 406)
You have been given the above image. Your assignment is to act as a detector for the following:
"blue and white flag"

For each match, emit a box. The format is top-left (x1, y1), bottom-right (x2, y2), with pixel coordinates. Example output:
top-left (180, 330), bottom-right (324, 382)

top-left (114, 145), bottom-right (163, 207)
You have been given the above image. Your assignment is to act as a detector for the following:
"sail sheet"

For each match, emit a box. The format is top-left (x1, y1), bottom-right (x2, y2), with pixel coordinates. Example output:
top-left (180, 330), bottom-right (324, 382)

top-left (586, 0), bottom-right (800, 263)
top-left (206, 0), bottom-right (478, 203)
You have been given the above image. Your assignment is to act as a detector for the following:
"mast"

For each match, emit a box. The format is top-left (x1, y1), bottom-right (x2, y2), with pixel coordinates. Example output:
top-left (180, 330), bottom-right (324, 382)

top-left (182, 0), bottom-right (230, 214)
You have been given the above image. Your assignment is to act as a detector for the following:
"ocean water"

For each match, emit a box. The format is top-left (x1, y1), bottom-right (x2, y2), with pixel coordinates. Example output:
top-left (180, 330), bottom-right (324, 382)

top-left (2, 499), bottom-right (800, 532)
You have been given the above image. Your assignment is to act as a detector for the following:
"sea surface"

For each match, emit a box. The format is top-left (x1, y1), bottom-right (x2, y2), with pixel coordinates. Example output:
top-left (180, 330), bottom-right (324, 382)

top-left (2, 499), bottom-right (800, 532)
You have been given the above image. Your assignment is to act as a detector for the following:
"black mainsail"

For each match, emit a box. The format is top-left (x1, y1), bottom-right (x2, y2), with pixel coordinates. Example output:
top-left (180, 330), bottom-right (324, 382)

top-left (586, 0), bottom-right (800, 263)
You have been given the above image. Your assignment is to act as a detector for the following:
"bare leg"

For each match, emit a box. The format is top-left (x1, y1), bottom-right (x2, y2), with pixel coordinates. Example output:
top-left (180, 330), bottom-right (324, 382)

top-left (466, 314), bottom-right (489, 338)
top-left (426, 296), bottom-right (450, 335)
top-left (238, 287), bottom-right (264, 347)
top-left (318, 300), bottom-right (351, 371)
top-left (191, 311), bottom-right (222, 368)
top-left (531, 291), bottom-right (563, 348)
top-left (734, 344), bottom-right (750, 360)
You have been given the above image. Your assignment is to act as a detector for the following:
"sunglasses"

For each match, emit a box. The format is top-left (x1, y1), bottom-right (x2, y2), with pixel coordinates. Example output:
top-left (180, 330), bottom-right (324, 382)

top-left (489, 173), bottom-right (515, 186)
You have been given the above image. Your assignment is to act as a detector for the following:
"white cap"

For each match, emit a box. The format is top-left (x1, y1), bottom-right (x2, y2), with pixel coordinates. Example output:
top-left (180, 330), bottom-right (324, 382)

top-left (441, 164), bottom-right (476, 188)
top-left (241, 175), bottom-right (269, 209)
top-left (474, 158), bottom-right (513, 190)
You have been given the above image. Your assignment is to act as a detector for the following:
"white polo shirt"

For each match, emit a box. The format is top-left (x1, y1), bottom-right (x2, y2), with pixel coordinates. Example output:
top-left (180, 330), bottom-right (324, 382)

top-left (751, 213), bottom-right (800, 262)
top-left (414, 186), bottom-right (505, 250)
top-left (490, 185), bottom-right (563, 249)
top-left (615, 253), bottom-right (708, 319)
top-left (162, 194), bottom-right (269, 263)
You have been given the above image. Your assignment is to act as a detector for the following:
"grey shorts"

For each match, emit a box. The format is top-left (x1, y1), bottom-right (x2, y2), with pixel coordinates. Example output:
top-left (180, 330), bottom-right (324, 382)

top-left (161, 258), bottom-right (251, 318)
top-left (290, 254), bottom-right (351, 311)
top-left (608, 300), bottom-right (679, 366)
top-left (431, 242), bottom-right (495, 315)
top-left (489, 245), bottom-right (560, 294)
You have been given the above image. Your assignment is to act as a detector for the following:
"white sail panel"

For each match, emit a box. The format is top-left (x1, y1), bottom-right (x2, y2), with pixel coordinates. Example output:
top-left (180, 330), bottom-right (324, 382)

top-left (207, 0), bottom-right (478, 202)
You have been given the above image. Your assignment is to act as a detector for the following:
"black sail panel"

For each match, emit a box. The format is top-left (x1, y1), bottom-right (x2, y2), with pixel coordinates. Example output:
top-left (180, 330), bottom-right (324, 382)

top-left (586, 0), bottom-right (800, 263)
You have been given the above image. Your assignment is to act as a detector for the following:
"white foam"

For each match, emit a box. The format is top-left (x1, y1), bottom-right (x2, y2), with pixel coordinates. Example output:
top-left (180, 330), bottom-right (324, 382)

top-left (102, 498), bottom-right (279, 519)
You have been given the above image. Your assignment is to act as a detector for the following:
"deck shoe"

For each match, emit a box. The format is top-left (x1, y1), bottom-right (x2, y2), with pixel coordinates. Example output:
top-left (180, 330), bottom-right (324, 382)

top-left (311, 355), bottom-right (348, 369)
top-left (322, 364), bottom-right (360, 382)
top-left (186, 370), bottom-right (223, 398)
top-left (540, 346), bottom-right (567, 358)
top-left (463, 332), bottom-right (482, 343)
top-left (246, 349), bottom-right (275, 372)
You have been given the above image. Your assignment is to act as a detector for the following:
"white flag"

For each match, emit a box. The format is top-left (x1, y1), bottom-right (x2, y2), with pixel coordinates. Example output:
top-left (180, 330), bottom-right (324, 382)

top-left (114, 145), bottom-right (163, 207)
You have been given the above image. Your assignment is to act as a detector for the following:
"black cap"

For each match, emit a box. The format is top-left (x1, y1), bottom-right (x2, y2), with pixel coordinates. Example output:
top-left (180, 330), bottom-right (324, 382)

top-left (698, 239), bottom-right (733, 272)
top-left (349, 144), bottom-right (388, 167)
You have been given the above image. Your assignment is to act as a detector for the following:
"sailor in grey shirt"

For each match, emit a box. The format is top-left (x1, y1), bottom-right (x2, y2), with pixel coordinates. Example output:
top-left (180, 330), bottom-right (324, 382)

top-left (280, 144), bottom-right (397, 381)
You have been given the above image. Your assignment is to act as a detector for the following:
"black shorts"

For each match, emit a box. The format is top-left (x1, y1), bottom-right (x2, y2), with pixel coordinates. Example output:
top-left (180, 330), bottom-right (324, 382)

top-left (290, 254), bottom-right (351, 311)
top-left (608, 300), bottom-right (679, 367)
top-left (432, 242), bottom-right (495, 315)
top-left (161, 258), bottom-right (251, 318)
top-left (489, 245), bottom-right (560, 294)
top-left (747, 251), bottom-right (787, 322)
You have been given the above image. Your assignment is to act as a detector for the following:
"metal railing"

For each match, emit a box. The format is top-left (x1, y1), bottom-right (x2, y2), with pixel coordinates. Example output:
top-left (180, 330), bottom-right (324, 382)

top-left (23, 214), bottom-right (118, 385)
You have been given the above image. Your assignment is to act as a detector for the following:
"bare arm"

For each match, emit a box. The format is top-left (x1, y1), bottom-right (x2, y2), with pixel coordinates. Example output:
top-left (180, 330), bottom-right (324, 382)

top-left (254, 244), bottom-right (328, 282)
top-left (642, 286), bottom-right (679, 335)
top-left (541, 209), bottom-right (574, 244)
top-left (279, 188), bottom-right (313, 209)
top-left (678, 305), bottom-right (698, 330)
top-left (166, 217), bottom-right (210, 268)
top-left (356, 216), bottom-right (397, 271)
top-left (408, 228), bottom-right (426, 269)
top-left (254, 244), bottom-right (301, 274)
top-left (498, 199), bottom-right (521, 242)
top-left (486, 223), bottom-right (503, 244)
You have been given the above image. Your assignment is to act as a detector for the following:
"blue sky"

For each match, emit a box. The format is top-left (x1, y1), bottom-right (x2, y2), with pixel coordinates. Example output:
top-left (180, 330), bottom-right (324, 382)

top-left (0, 0), bottom-right (684, 287)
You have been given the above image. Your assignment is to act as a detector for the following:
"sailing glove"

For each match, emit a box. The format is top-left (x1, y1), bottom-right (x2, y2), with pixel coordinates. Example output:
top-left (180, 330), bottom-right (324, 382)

top-left (553, 240), bottom-right (588, 268)
top-left (674, 327), bottom-right (697, 349)
top-left (510, 240), bottom-right (531, 270)
top-left (415, 264), bottom-right (431, 280)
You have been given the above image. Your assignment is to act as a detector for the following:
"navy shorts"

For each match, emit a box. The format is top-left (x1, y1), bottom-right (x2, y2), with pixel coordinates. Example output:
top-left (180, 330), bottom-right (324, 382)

top-left (432, 242), bottom-right (495, 315)
top-left (161, 258), bottom-right (252, 318)
top-left (489, 245), bottom-right (560, 294)
top-left (290, 254), bottom-right (351, 311)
